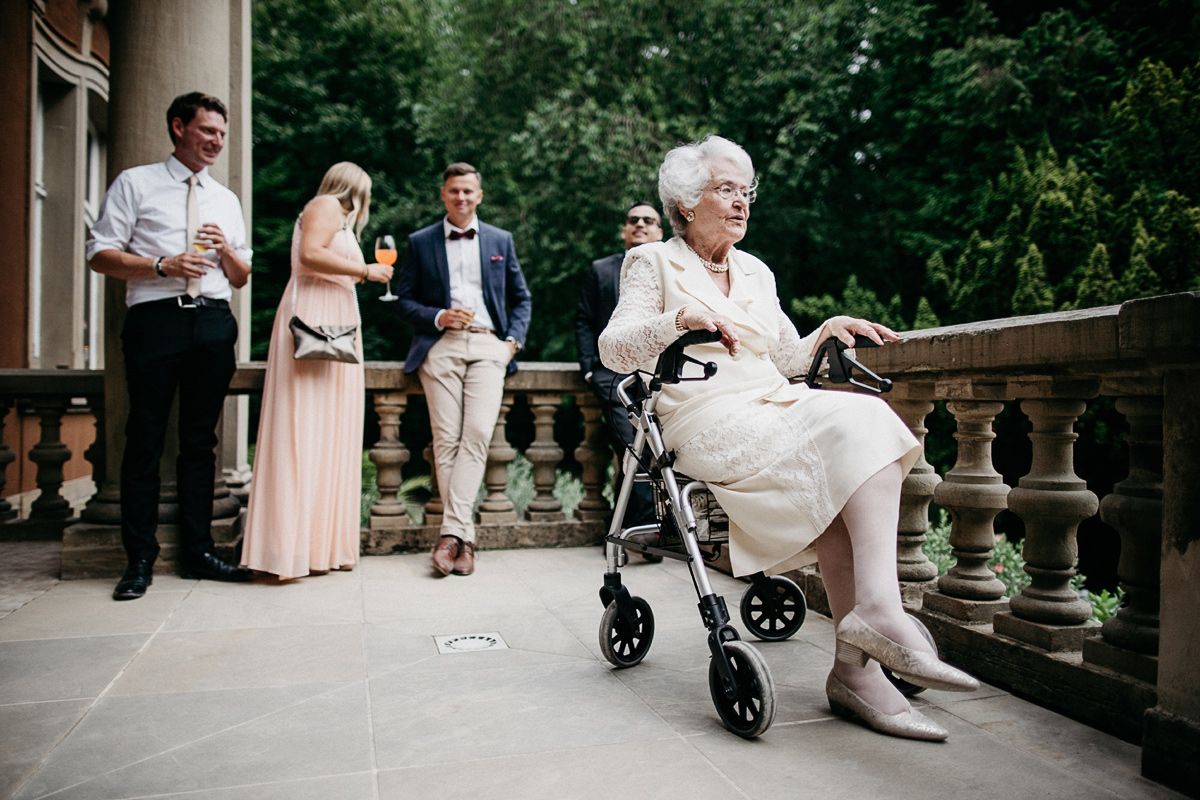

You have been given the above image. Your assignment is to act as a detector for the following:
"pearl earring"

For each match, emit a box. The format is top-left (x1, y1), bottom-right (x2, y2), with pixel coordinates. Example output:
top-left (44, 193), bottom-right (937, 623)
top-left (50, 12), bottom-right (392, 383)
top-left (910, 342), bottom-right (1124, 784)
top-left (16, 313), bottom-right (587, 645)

top-left (685, 211), bottom-right (695, 222)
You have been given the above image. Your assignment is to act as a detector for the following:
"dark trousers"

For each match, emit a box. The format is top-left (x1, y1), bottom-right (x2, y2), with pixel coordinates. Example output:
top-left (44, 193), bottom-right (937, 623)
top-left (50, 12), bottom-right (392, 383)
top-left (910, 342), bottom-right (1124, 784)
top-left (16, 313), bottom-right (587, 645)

top-left (590, 368), bottom-right (656, 528)
top-left (120, 299), bottom-right (237, 565)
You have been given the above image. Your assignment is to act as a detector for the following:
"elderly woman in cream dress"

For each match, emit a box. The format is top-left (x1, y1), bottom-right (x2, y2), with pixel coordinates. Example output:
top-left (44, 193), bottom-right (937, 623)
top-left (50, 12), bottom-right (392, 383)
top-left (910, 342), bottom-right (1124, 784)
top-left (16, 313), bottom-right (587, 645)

top-left (599, 136), bottom-right (979, 742)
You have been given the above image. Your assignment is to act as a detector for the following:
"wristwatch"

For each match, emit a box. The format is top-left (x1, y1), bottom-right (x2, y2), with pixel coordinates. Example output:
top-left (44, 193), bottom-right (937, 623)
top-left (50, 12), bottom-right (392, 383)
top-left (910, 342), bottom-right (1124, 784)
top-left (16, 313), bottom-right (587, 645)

top-left (153, 256), bottom-right (167, 278)
top-left (505, 336), bottom-right (522, 352)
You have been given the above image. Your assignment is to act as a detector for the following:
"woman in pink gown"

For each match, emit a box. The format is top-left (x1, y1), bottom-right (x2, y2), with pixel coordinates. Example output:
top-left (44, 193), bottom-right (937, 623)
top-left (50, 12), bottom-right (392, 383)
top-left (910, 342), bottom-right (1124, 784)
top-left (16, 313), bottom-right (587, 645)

top-left (241, 162), bottom-right (393, 579)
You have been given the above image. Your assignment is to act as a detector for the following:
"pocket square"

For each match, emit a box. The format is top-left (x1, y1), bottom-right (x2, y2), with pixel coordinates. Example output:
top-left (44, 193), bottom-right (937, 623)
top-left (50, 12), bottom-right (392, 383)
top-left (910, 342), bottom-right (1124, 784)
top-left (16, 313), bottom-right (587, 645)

top-left (490, 255), bottom-right (504, 263)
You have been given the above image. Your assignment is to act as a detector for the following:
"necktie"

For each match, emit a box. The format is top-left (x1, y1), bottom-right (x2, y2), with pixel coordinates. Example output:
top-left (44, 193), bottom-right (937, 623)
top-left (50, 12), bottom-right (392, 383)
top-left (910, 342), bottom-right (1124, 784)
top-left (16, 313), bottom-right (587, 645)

top-left (185, 175), bottom-right (201, 298)
top-left (448, 228), bottom-right (476, 240)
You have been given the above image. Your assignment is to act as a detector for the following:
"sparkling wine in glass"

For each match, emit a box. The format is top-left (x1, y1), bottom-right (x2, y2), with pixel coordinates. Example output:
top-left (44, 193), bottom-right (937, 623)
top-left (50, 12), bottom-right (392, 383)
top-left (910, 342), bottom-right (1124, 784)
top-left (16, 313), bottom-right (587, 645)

top-left (375, 234), bottom-right (398, 302)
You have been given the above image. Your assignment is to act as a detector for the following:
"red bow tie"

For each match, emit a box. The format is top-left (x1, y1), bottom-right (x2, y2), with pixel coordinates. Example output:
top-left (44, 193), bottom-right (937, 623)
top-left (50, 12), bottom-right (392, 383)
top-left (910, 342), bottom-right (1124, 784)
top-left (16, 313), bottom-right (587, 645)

top-left (448, 229), bottom-right (476, 240)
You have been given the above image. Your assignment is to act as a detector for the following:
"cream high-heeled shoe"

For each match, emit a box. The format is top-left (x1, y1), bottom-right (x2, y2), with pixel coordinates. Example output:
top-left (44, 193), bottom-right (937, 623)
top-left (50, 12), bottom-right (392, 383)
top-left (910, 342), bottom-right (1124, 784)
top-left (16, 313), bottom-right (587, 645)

top-left (835, 609), bottom-right (980, 692)
top-left (826, 672), bottom-right (948, 742)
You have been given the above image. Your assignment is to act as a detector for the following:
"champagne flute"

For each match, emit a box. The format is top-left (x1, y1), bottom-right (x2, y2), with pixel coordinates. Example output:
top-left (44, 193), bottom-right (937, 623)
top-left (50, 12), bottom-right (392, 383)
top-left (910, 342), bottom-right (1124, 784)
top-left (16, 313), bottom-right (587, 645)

top-left (375, 234), bottom-right (398, 302)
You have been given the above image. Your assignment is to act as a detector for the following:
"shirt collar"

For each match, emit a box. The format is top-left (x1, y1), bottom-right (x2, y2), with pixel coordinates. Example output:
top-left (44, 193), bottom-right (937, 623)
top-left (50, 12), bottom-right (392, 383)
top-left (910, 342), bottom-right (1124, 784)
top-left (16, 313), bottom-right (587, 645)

top-left (165, 155), bottom-right (210, 187)
top-left (443, 216), bottom-right (479, 238)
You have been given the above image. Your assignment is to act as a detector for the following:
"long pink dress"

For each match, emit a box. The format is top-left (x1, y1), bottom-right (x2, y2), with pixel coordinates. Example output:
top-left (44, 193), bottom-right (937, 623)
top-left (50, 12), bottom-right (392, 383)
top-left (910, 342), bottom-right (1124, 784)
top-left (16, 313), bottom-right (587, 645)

top-left (241, 217), bottom-right (365, 579)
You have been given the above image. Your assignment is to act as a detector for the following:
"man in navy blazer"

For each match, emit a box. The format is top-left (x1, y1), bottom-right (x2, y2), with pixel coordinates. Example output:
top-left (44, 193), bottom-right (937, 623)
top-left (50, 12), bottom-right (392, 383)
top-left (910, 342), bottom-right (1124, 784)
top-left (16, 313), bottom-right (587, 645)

top-left (575, 202), bottom-right (662, 543)
top-left (397, 162), bottom-right (531, 577)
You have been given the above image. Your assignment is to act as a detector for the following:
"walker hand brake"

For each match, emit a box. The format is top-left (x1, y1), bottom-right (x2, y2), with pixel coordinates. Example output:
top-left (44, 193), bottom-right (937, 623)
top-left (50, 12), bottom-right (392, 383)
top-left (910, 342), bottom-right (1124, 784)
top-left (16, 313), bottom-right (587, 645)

top-left (804, 335), bottom-right (893, 394)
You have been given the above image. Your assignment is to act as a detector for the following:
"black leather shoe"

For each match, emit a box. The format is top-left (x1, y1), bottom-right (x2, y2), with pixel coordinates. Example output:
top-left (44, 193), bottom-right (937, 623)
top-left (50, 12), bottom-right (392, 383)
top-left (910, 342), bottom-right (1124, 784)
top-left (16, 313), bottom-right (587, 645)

top-left (180, 551), bottom-right (253, 582)
top-left (113, 560), bottom-right (154, 601)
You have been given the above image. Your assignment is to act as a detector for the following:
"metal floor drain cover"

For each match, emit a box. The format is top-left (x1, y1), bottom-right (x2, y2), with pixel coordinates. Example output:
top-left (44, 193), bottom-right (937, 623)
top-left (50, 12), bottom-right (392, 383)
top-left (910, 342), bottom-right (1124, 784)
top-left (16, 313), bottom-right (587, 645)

top-left (434, 632), bottom-right (509, 654)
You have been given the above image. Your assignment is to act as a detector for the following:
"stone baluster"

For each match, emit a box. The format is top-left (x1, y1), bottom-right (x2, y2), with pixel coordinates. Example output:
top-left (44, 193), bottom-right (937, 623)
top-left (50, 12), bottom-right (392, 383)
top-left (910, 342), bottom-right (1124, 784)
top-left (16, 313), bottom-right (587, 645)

top-left (0, 399), bottom-right (17, 522)
top-left (923, 380), bottom-right (1010, 623)
top-left (479, 393), bottom-right (518, 524)
top-left (525, 393), bottom-right (564, 521)
top-left (27, 398), bottom-right (74, 525)
top-left (368, 392), bottom-right (411, 528)
top-left (995, 378), bottom-right (1100, 651)
top-left (423, 444), bottom-right (443, 526)
top-left (82, 394), bottom-right (105, 494)
top-left (1082, 381), bottom-right (1162, 681)
top-left (887, 382), bottom-right (941, 599)
top-left (573, 393), bottom-right (611, 523)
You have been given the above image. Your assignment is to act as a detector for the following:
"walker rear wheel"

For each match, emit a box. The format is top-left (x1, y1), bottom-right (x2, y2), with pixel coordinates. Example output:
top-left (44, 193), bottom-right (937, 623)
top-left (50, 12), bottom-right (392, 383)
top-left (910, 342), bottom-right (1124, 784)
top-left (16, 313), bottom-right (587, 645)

top-left (599, 596), bottom-right (655, 668)
top-left (740, 576), bottom-right (807, 641)
top-left (708, 640), bottom-right (776, 738)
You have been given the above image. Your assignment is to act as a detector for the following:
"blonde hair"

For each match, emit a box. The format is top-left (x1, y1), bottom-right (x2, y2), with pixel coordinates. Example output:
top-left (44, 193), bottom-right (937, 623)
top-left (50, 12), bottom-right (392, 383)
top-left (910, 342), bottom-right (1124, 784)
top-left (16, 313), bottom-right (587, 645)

top-left (315, 161), bottom-right (372, 237)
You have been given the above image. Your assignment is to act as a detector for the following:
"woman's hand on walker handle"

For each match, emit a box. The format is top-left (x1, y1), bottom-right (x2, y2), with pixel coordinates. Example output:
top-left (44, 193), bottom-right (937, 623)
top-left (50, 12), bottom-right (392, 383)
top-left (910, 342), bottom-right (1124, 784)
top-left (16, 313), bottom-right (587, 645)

top-left (815, 315), bottom-right (900, 354)
top-left (364, 262), bottom-right (394, 284)
top-left (679, 306), bottom-right (740, 356)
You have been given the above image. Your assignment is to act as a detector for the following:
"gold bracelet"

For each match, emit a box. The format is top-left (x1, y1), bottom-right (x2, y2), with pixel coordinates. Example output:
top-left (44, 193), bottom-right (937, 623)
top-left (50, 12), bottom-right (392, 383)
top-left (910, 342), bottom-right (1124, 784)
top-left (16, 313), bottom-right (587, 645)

top-left (360, 265), bottom-right (369, 284)
top-left (674, 306), bottom-right (688, 333)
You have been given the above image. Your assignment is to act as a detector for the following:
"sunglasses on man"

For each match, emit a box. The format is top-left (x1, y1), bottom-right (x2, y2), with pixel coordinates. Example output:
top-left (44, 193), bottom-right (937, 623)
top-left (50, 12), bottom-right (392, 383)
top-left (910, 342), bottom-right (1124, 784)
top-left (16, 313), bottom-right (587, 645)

top-left (625, 215), bottom-right (660, 226)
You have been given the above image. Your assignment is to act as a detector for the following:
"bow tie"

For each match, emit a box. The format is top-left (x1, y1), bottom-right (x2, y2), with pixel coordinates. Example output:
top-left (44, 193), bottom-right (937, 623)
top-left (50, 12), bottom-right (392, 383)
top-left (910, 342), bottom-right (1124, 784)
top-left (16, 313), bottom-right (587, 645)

top-left (448, 229), bottom-right (476, 240)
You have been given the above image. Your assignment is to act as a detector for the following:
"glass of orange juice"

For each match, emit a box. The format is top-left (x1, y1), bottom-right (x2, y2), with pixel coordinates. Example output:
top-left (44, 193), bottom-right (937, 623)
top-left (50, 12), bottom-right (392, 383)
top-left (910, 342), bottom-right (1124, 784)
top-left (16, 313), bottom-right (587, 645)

top-left (375, 234), bottom-right (398, 302)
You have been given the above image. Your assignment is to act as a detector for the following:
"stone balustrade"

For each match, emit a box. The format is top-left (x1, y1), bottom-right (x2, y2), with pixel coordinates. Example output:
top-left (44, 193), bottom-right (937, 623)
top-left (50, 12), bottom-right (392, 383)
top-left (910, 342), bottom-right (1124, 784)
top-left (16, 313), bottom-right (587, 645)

top-left (2, 293), bottom-right (1198, 783)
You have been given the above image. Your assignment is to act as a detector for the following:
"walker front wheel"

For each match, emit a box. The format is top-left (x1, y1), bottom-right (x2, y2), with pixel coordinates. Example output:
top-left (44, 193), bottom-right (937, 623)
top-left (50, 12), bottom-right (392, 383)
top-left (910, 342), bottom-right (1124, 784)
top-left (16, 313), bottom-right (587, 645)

top-left (708, 640), bottom-right (776, 738)
top-left (599, 596), bottom-right (655, 668)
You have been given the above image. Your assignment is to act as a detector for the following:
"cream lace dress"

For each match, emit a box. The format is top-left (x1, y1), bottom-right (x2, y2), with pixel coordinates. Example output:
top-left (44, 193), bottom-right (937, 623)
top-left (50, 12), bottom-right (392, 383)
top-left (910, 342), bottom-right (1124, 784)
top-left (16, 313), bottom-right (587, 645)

top-left (598, 238), bottom-right (920, 577)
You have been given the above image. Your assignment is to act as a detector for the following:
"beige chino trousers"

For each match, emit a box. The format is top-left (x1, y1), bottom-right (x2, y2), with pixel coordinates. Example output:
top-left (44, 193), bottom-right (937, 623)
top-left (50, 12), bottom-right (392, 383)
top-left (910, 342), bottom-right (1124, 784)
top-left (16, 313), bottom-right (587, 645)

top-left (418, 330), bottom-right (511, 542)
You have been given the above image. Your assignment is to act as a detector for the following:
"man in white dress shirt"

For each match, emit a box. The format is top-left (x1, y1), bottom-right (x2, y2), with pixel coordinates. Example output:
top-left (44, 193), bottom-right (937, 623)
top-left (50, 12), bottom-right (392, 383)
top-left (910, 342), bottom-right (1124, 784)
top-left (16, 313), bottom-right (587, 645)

top-left (87, 91), bottom-right (253, 600)
top-left (397, 163), bottom-right (532, 577)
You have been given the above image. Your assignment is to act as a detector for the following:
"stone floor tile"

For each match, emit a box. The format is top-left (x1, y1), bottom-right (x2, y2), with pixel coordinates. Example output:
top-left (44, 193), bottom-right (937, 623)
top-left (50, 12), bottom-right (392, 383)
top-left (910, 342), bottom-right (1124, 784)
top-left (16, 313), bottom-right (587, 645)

top-left (15, 682), bottom-right (372, 800)
top-left (376, 738), bottom-right (743, 800)
top-left (106, 624), bottom-right (366, 696)
top-left (0, 699), bottom-right (90, 800)
top-left (162, 574), bottom-right (365, 632)
top-left (0, 635), bottom-right (147, 703)
top-left (369, 660), bottom-right (676, 769)
top-left (133, 772), bottom-right (376, 800)
top-left (0, 591), bottom-right (186, 641)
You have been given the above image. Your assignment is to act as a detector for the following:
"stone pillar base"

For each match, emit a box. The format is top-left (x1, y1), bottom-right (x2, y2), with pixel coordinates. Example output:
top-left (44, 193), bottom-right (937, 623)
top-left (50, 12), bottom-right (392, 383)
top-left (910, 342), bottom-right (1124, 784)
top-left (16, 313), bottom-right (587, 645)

top-left (368, 514), bottom-right (412, 531)
top-left (1082, 637), bottom-right (1158, 684)
top-left (993, 610), bottom-right (1100, 651)
top-left (478, 510), bottom-right (519, 525)
top-left (922, 590), bottom-right (1009, 623)
top-left (0, 517), bottom-right (78, 542)
top-left (900, 578), bottom-right (939, 609)
top-left (526, 510), bottom-right (566, 523)
top-left (61, 515), bottom-right (242, 579)
top-left (1142, 708), bottom-right (1200, 797)
top-left (362, 519), bottom-right (604, 555)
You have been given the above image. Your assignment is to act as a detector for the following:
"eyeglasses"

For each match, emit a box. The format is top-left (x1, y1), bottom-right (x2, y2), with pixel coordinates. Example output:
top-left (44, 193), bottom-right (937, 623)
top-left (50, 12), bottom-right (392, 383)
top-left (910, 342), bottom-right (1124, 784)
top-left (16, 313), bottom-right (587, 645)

top-left (625, 215), bottom-right (660, 226)
top-left (708, 183), bottom-right (757, 204)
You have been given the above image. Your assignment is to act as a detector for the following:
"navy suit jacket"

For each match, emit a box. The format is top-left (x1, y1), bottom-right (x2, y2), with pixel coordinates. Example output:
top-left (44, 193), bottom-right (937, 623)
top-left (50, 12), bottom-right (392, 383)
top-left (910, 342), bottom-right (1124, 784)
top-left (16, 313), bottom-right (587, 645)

top-left (396, 219), bottom-right (532, 374)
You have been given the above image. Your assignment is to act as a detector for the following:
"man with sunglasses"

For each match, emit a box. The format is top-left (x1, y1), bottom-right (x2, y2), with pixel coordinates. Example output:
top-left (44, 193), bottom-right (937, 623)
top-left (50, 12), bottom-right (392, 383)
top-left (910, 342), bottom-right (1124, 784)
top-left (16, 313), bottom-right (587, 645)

top-left (575, 202), bottom-right (664, 550)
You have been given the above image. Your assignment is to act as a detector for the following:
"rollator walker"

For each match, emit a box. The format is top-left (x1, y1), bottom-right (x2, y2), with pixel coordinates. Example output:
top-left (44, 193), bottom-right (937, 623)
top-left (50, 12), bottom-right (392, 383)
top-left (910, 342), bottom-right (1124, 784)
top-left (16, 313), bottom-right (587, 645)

top-left (597, 328), bottom-right (931, 738)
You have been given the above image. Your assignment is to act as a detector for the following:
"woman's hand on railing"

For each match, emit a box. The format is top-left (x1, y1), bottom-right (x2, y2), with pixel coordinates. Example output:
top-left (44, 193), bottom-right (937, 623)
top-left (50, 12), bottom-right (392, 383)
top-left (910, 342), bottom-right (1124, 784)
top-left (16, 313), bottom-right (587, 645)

top-left (814, 315), bottom-right (900, 354)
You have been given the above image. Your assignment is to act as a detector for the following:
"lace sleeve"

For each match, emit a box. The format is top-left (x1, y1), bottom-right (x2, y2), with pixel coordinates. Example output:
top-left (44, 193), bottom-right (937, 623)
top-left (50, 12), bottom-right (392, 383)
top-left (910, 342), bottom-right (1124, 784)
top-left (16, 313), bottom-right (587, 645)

top-left (598, 253), bottom-right (681, 373)
top-left (770, 305), bottom-right (828, 379)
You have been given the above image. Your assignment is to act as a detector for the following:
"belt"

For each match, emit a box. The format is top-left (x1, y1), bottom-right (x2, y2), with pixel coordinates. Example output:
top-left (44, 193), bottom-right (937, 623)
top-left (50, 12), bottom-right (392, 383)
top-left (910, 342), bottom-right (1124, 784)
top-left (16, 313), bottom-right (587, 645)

top-left (464, 326), bottom-right (495, 335)
top-left (137, 295), bottom-right (231, 311)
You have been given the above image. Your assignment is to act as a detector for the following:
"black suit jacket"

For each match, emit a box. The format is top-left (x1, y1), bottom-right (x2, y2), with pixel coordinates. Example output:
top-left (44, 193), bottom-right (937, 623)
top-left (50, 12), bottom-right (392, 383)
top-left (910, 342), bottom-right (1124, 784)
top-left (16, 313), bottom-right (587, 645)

top-left (397, 219), bottom-right (532, 375)
top-left (575, 252), bottom-right (624, 378)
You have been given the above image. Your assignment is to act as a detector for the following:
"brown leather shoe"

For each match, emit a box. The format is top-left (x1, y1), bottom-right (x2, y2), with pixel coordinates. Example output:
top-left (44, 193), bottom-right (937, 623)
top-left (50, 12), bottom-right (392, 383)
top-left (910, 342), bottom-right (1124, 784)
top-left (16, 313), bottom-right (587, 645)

top-left (452, 540), bottom-right (476, 576)
top-left (431, 535), bottom-right (462, 576)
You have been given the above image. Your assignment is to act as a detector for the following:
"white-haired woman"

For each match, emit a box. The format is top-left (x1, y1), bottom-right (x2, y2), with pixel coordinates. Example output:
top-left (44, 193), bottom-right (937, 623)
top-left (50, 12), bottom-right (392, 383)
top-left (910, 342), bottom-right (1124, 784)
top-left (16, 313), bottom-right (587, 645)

top-left (599, 136), bottom-right (978, 741)
top-left (241, 162), bottom-right (393, 579)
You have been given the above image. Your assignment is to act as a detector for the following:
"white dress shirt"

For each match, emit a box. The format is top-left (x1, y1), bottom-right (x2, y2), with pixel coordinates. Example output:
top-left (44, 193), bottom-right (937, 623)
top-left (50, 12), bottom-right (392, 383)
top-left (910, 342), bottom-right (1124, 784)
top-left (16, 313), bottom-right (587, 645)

top-left (86, 155), bottom-right (252, 307)
top-left (438, 216), bottom-right (496, 331)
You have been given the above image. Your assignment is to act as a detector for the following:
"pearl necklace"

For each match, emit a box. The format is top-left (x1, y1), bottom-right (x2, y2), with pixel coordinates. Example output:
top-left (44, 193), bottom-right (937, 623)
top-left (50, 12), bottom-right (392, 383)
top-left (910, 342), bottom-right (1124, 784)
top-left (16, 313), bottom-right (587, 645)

top-left (685, 241), bottom-right (729, 273)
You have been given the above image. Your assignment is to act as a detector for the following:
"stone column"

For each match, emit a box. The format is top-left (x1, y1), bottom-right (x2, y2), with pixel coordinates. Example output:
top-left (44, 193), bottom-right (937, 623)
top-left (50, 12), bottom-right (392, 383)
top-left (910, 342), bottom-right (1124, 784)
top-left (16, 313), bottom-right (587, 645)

top-left (887, 382), bottom-right (940, 601)
top-left (26, 398), bottom-right (73, 527)
top-left (573, 393), bottom-right (610, 523)
top-left (922, 380), bottom-right (1010, 623)
top-left (478, 393), bottom-right (517, 524)
top-left (65, 0), bottom-right (250, 576)
top-left (995, 379), bottom-right (1100, 650)
top-left (1082, 380), bottom-right (1161, 682)
top-left (524, 393), bottom-right (564, 521)
top-left (422, 443), bottom-right (443, 526)
top-left (368, 392), bottom-right (410, 529)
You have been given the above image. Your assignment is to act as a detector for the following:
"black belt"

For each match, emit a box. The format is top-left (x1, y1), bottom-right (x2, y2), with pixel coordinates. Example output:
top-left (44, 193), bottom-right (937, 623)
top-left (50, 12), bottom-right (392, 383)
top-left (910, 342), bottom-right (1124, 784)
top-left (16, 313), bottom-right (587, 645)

top-left (137, 296), bottom-right (231, 311)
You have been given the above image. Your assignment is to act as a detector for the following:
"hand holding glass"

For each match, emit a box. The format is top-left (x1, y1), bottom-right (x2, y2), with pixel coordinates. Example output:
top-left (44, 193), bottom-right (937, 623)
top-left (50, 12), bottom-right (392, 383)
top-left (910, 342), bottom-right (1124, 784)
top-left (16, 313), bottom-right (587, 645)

top-left (375, 235), bottom-right (397, 302)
